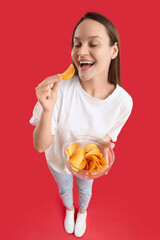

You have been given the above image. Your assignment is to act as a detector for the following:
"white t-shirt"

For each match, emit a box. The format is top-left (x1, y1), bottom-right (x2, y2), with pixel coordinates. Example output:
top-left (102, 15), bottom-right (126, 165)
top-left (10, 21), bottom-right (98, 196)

top-left (29, 76), bottom-right (133, 173)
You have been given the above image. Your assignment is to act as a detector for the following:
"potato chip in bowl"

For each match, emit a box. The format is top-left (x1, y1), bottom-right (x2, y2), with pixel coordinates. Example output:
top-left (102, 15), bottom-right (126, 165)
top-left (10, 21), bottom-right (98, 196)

top-left (62, 135), bottom-right (115, 179)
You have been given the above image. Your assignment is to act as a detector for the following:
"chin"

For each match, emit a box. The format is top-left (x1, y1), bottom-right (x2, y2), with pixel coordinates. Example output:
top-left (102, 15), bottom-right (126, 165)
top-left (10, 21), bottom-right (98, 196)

top-left (79, 76), bottom-right (91, 82)
top-left (78, 72), bottom-right (93, 82)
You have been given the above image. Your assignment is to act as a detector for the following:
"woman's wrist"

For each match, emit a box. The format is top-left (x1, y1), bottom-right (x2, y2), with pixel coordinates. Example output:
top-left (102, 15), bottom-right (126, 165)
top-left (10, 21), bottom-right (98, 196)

top-left (42, 108), bottom-right (54, 118)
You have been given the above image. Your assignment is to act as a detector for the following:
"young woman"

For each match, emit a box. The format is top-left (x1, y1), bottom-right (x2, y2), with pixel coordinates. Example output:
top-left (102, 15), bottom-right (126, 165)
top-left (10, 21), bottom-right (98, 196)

top-left (30, 12), bottom-right (133, 237)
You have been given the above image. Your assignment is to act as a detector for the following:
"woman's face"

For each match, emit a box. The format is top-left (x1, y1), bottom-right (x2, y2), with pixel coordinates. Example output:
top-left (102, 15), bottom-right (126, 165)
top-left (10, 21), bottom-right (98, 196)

top-left (71, 19), bottom-right (118, 82)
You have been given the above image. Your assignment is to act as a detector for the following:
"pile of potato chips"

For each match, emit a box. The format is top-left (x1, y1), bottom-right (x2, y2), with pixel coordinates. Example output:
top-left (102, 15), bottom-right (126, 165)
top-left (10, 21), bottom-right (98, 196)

top-left (65, 143), bottom-right (109, 172)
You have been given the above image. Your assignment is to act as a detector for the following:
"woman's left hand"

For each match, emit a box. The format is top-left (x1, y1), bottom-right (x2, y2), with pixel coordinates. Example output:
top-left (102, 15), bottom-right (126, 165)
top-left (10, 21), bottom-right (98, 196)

top-left (108, 141), bottom-right (115, 149)
top-left (102, 134), bottom-right (115, 175)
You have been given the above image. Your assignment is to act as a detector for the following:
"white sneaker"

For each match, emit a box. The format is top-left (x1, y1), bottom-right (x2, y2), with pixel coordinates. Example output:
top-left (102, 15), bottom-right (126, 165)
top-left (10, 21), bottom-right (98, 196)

top-left (64, 207), bottom-right (75, 234)
top-left (74, 211), bottom-right (87, 237)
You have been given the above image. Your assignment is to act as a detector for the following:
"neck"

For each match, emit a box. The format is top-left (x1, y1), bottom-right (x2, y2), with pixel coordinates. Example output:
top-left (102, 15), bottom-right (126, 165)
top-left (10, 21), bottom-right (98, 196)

top-left (79, 76), bottom-right (116, 100)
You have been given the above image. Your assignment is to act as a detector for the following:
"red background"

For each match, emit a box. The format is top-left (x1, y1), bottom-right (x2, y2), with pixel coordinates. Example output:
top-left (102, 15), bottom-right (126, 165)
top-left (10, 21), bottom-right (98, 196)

top-left (1, 0), bottom-right (160, 239)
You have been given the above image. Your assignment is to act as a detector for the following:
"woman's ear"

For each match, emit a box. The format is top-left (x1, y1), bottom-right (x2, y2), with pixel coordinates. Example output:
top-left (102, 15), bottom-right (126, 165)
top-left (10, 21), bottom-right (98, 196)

top-left (111, 42), bottom-right (118, 60)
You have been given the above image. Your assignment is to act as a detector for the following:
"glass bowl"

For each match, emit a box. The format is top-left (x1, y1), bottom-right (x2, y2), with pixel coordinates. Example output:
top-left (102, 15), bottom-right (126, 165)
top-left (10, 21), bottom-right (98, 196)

top-left (62, 135), bottom-right (115, 179)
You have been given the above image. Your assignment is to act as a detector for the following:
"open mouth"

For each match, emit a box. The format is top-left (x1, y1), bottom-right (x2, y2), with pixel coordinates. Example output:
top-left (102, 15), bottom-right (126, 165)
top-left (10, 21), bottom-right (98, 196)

top-left (78, 61), bottom-right (95, 70)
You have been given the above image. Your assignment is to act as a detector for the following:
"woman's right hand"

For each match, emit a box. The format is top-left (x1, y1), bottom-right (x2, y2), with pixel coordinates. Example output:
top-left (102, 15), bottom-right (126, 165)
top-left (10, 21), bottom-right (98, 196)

top-left (35, 74), bottom-right (62, 112)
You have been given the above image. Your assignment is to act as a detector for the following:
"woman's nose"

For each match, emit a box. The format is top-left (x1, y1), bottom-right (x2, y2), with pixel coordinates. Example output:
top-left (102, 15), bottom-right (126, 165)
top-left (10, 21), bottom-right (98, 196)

top-left (77, 44), bottom-right (89, 56)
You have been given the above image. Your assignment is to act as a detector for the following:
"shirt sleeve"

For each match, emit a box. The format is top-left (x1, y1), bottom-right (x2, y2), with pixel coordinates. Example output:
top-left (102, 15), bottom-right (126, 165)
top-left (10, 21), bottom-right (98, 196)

top-left (107, 98), bottom-right (133, 142)
top-left (29, 100), bottom-right (61, 136)
top-left (29, 101), bottom-right (43, 126)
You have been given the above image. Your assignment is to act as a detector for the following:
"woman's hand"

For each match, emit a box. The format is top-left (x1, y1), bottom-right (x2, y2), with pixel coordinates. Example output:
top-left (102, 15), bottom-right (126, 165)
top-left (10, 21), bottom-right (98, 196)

top-left (35, 74), bottom-right (62, 113)
top-left (108, 142), bottom-right (115, 149)
top-left (102, 134), bottom-right (115, 175)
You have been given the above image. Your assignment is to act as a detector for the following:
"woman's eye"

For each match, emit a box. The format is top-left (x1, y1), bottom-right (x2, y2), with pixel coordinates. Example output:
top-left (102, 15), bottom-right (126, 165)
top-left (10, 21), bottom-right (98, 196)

top-left (73, 43), bottom-right (98, 48)
top-left (74, 43), bottom-right (81, 48)
top-left (90, 44), bottom-right (97, 47)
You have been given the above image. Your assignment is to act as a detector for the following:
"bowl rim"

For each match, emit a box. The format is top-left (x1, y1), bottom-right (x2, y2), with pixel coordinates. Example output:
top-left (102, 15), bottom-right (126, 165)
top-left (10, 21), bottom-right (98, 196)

top-left (62, 135), bottom-right (115, 174)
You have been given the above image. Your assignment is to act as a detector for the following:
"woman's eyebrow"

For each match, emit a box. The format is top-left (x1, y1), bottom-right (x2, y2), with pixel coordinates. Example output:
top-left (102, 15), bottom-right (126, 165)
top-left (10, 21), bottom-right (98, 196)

top-left (74, 36), bottom-right (102, 40)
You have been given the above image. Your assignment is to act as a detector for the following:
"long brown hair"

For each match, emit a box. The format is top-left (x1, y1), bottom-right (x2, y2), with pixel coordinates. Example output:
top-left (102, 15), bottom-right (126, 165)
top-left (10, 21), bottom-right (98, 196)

top-left (71, 12), bottom-right (122, 86)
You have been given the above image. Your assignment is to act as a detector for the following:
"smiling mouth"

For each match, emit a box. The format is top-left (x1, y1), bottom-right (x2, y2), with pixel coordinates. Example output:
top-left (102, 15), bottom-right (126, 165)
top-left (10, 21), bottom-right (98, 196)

top-left (78, 61), bottom-right (95, 70)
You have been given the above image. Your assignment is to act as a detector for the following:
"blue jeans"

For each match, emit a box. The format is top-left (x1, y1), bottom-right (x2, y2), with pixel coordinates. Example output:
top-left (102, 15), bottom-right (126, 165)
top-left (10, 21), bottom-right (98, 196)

top-left (48, 165), bottom-right (94, 211)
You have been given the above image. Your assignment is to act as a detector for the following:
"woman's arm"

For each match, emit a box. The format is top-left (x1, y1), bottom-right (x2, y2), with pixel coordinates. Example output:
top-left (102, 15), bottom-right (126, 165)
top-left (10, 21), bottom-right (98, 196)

top-left (33, 74), bottom-right (62, 152)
